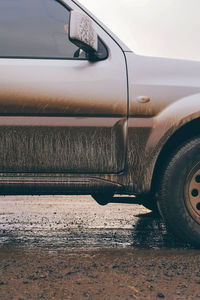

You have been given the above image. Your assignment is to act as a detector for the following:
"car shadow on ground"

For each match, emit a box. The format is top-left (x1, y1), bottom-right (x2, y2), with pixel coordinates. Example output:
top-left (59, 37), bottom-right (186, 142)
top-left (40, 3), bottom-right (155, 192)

top-left (131, 210), bottom-right (193, 249)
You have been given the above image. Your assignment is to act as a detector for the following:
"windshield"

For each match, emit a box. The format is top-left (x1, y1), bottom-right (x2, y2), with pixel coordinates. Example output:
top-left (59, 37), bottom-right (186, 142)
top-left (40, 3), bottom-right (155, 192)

top-left (79, 0), bottom-right (200, 61)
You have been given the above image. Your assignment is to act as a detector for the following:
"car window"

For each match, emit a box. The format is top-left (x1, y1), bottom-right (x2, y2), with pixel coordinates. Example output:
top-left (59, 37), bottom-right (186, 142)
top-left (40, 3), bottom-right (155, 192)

top-left (0, 0), bottom-right (86, 59)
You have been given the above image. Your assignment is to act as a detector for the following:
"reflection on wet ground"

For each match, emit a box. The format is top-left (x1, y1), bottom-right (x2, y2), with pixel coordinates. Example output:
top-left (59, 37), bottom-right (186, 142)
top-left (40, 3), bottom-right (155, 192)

top-left (0, 195), bottom-right (192, 250)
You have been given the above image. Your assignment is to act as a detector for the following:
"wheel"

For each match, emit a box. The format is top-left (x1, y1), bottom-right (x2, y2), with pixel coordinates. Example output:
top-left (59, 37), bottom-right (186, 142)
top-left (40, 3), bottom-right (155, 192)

top-left (92, 193), bottom-right (114, 206)
top-left (158, 137), bottom-right (200, 247)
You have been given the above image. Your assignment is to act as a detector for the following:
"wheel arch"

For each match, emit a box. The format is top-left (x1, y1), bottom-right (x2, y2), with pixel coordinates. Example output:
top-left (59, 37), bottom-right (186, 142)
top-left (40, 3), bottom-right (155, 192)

top-left (151, 117), bottom-right (200, 195)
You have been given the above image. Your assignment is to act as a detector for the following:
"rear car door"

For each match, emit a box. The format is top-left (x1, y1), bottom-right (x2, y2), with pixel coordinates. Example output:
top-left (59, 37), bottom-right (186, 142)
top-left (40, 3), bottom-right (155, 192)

top-left (0, 0), bottom-right (127, 174)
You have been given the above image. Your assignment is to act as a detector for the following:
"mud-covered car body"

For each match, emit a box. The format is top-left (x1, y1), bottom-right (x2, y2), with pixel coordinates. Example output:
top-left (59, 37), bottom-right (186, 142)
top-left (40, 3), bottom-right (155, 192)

top-left (1, 0), bottom-right (200, 245)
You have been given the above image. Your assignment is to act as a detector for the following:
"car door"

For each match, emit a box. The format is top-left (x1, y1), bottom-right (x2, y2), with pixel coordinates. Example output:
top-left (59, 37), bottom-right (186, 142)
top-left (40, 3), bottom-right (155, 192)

top-left (0, 0), bottom-right (128, 174)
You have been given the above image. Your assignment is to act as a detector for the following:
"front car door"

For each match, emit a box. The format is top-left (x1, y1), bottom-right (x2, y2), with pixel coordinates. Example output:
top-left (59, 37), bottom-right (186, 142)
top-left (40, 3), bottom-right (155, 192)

top-left (0, 0), bottom-right (128, 174)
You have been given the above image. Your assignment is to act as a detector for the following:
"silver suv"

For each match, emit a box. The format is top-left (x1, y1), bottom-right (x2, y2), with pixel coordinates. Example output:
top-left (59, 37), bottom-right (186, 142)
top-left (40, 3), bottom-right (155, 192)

top-left (0, 0), bottom-right (200, 247)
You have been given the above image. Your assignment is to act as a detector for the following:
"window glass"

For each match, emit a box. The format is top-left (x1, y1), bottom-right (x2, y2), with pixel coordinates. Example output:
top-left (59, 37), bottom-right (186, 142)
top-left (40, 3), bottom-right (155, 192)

top-left (0, 0), bottom-right (85, 59)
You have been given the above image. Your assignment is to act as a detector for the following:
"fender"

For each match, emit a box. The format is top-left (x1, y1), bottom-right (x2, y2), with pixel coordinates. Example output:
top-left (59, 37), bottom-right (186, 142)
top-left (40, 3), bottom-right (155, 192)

top-left (147, 93), bottom-right (200, 151)
top-left (120, 52), bottom-right (200, 194)
top-left (117, 93), bottom-right (200, 194)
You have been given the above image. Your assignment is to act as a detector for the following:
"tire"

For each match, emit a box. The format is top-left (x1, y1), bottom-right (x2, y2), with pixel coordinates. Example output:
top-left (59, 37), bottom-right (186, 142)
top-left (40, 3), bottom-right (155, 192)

top-left (158, 137), bottom-right (200, 247)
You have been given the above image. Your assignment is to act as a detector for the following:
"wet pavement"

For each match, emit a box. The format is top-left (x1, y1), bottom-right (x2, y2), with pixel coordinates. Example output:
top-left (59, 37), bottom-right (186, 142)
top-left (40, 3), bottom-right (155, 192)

top-left (1, 196), bottom-right (200, 300)
top-left (0, 195), bottom-right (192, 250)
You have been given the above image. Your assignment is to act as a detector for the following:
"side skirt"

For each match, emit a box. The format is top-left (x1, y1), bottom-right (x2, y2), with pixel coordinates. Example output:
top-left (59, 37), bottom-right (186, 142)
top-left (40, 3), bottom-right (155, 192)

top-left (0, 174), bottom-right (124, 195)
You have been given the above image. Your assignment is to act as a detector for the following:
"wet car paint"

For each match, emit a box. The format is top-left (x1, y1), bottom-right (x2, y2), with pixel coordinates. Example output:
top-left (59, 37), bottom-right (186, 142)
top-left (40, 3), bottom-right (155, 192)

top-left (126, 54), bottom-right (200, 118)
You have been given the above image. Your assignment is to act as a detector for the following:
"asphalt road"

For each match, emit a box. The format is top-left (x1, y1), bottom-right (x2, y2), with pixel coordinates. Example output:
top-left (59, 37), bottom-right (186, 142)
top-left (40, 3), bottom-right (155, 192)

top-left (0, 196), bottom-right (200, 300)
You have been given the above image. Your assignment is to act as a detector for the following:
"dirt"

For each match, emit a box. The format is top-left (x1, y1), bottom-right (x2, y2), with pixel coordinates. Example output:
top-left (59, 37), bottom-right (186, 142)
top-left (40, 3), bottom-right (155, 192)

top-left (0, 195), bottom-right (199, 299)
top-left (0, 247), bottom-right (200, 300)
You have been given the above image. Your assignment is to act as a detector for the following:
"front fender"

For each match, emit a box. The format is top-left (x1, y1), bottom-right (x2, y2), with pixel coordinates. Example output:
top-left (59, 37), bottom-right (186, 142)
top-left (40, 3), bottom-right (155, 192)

top-left (123, 93), bottom-right (200, 194)
top-left (148, 93), bottom-right (200, 151)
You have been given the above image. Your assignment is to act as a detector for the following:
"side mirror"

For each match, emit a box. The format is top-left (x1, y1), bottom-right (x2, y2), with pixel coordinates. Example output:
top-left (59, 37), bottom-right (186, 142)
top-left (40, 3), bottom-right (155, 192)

top-left (69, 10), bottom-right (98, 54)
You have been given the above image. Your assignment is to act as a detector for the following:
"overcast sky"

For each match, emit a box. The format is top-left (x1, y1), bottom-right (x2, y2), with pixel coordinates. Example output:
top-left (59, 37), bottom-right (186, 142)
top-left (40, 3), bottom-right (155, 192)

top-left (79, 0), bottom-right (200, 61)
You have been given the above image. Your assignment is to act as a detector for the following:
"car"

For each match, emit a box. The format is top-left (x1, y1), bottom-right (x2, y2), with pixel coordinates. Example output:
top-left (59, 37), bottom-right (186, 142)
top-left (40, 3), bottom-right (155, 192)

top-left (0, 0), bottom-right (200, 247)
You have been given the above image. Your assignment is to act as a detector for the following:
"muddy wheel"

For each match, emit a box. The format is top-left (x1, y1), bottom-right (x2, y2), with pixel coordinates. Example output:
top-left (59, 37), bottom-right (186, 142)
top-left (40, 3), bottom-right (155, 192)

top-left (158, 137), bottom-right (200, 247)
top-left (92, 193), bottom-right (114, 206)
